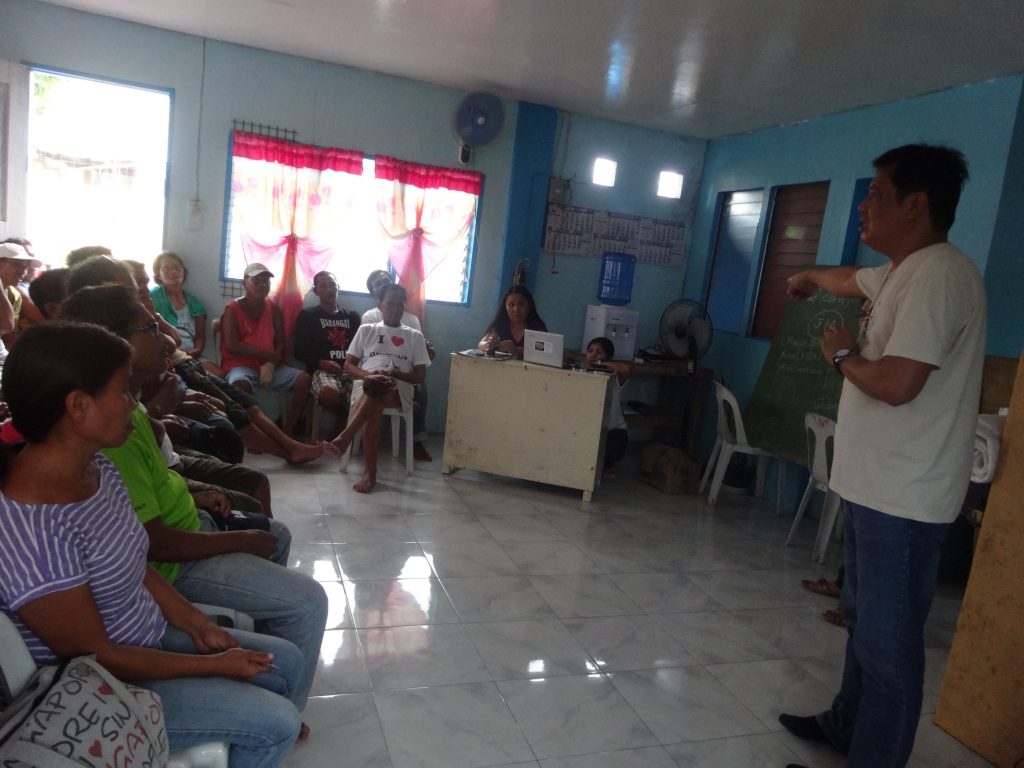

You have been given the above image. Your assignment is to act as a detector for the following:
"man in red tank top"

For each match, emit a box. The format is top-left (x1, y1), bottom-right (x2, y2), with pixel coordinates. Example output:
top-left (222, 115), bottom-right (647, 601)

top-left (221, 263), bottom-right (312, 437)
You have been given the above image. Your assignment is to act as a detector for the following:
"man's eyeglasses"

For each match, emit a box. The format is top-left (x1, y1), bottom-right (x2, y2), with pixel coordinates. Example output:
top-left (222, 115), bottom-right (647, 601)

top-left (127, 320), bottom-right (160, 337)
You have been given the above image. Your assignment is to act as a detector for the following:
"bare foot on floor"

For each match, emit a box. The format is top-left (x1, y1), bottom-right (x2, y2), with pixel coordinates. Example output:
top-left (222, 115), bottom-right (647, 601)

top-left (413, 442), bottom-right (432, 462)
top-left (287, 442), bottom-right (325, 465)
top-left (331, 432), bottom-right (352, 457)
top-left (296, 722), bottom-right (311, 743)
top-left (353, 473), bottom-right (376, 493)
top-left (822, 607), bottom-right (847, 627)
top-left (801, 578), bottom-right (841, 598)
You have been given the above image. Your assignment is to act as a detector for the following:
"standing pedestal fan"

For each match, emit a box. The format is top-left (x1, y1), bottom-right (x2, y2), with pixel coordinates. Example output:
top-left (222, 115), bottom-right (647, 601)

top-left (658, 300), bottom-right (713, 368)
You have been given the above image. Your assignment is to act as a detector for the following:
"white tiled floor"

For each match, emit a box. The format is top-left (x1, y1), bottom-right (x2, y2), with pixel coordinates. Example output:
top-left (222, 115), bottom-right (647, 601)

top-left (248, 439), bottom-right (991, 768)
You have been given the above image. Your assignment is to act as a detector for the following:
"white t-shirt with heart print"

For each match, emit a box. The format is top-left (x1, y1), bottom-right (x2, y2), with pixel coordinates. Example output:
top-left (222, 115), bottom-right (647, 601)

top-left (347, 321), bottom-right (431, 374)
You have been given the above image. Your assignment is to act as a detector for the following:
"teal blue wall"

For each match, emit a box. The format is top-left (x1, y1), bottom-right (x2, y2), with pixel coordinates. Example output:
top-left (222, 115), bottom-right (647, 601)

top-left (686, 76), bottom-right (1024, 413)
top-left (532, 114), bottom-right (706, 354)
top-left (4, 0), bottom-right (1021, 436)
top-left (985, 84), bottom-right (1024, 358)
top-left (498, 103), bottom-right (558, 300)
top-left (0, 0), bottom-right (710, 431)
top-left (1, 0), bottom-right (520, 431)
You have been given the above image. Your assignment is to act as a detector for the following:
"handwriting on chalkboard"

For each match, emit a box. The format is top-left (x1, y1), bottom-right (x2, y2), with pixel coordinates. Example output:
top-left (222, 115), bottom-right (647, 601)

top-left (744, 291), bottom-right (864, 465)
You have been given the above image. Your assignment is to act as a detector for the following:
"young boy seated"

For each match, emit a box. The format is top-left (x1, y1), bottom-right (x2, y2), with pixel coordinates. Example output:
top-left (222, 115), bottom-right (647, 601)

top-left (585, 336), bottom-right (632, 476)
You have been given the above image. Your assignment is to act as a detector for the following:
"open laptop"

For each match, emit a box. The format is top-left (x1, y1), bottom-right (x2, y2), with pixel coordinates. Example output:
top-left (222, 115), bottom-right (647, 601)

top-left (523, 330), bottom-right (565, 368)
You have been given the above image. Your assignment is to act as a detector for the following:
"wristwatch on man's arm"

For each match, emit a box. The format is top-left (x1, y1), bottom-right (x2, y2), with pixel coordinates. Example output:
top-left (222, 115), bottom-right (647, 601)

top-left (832, 348), bottom-right (857, 375)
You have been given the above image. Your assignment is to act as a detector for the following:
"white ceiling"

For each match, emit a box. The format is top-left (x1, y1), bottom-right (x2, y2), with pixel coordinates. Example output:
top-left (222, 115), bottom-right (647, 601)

top-left (42, 0), bottom-right (1024, 140)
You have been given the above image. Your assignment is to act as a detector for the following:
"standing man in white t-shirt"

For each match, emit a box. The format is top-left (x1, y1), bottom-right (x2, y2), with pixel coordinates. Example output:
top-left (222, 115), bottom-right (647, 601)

top-left (333, 283), bottom-right (430, 493)
top-left (362, 270), bottom-right (436, 461)
top-left (778, 145), bottom-right (985, 768)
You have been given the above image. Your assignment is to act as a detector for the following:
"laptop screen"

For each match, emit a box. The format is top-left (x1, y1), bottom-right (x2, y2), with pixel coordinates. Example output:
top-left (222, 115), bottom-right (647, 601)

top-left (523, 330), bottom-right (565, 367)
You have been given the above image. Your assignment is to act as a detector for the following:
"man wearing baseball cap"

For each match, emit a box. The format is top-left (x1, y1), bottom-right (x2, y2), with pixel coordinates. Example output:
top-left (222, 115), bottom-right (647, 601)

top-left (0, 241), bottom-right (45, 348)
top-left (221, 262), bottom-right (313, 438)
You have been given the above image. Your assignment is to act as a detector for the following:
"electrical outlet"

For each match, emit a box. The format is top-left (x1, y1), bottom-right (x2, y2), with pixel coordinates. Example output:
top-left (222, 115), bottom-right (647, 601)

top-left (547, 177), bottom-right (570, 204)
top-left (187, 199), bottom-right (204, 230)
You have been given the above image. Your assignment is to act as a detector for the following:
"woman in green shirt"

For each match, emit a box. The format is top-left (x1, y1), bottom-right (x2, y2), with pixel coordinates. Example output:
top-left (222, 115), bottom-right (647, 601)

top-left (151, 250), bottom-right (207, 357)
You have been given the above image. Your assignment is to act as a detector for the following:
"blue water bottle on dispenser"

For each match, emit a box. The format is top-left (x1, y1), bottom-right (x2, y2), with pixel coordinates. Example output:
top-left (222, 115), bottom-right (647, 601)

top-left (598, 252), bottom-right (635, 306)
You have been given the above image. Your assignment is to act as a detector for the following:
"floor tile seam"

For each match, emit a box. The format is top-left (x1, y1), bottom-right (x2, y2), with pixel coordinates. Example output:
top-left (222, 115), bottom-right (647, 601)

top-left (645, 612), bottom-right (792, 662)
top-left (690, 663), bottom-right (779, 741)
top-left (460, 618), bottom-right (604, 683)
top-left (492, 676), bottom-right (661, 764)
top-left (698, 657), bottom-right (819, 733)
top-left (659, 731), bottom-right (803, 763)
top-left (601, 669), bottom-right (691, 750)
top-left (340, 578), bottom-right (460, 629)
top-left (365, 685), bottom-right (400, 768)
top-left (375, 679), bottom-right (543, 766)
top-left (523, 574), bottom-right (648, 619)
top-left (492, 538), bottom-right (596, 566)
top-left (349, 615), bottom-right (462, 630)
top-left (330, 538), bottom-right (425, 546)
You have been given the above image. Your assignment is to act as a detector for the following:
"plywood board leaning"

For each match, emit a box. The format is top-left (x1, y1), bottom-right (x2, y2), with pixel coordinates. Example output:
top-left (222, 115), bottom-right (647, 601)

top-left (934, 353), bottom-right (1024, 766)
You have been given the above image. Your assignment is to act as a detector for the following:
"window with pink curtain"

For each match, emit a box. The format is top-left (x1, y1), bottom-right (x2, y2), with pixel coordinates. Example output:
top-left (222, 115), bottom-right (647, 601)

top-left (224, 131), bottom-right (373, 333)
top-left (224, 133), bottom-right (483, 331)
top-left (374, 157), bottom-right (483, 321)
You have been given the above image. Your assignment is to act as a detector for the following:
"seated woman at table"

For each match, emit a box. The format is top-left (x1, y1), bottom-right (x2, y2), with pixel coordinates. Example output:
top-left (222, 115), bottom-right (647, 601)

top-left (478, 285), bottom-right (547, 358)
top-left (0, 322), bottom-right (304, 767)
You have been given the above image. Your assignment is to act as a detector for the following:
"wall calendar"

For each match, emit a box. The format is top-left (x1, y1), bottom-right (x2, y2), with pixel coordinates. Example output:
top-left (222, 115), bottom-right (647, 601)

top-left (543, 203), bottom-right (686, 267)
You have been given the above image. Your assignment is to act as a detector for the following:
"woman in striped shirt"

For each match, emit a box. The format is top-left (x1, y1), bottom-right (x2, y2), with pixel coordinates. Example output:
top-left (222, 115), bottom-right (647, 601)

top-left (0, 322), bottom-right (302, 768)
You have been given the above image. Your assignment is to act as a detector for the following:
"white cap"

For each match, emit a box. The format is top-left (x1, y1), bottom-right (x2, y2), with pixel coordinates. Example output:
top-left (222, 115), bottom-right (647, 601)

top-left (0, 243), bottom-right (42, 268)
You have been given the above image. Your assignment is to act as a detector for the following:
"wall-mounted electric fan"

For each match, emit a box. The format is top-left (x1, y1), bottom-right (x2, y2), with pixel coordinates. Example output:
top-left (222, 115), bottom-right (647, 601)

top-left (453, 92), bottom-right (505, 165)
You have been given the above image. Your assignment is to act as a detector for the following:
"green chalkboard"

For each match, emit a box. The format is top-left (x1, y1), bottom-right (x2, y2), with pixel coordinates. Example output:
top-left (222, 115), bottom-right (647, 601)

top-left (744, 290), bottom-right (864, 465)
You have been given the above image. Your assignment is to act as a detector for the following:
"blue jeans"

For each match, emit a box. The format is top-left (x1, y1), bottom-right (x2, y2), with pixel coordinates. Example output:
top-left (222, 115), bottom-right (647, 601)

top-left (139, 626), bottom-right (301, 768)
top-left (818, 500), bottom-right (949, 767)
top-left (172, 515), bottom-right (327, 708)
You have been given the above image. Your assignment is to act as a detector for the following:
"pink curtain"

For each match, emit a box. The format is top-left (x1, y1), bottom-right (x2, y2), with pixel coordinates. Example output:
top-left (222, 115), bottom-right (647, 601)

top-left (374, 156), bottom-right (483, 326)
top-left (229, 132), bottom-right (364, 334)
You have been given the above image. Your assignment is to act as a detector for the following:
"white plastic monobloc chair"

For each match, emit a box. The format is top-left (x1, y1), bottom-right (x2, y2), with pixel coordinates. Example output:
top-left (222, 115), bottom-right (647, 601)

top-left (785, 412), bottom-right (842, 563)
top-left (699, 381), bottom-right (785, 512)
top-left (340, 405), bottom-right (415, 475)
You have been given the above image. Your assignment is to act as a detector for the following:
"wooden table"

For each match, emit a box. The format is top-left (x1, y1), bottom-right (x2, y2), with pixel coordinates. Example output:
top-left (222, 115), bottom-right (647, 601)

top-left (442, 354), bottom-right (613, 501)
top-left (565, 350), bottom-right (710, 457)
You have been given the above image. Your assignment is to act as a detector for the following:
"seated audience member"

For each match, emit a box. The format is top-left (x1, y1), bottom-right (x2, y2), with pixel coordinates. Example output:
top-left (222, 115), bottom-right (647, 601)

top-left (3, 238), bottom-right (42, 291)
top-left (332, 283), bottom-right (430, 493)
top-left (124, 259), bottom-right (183, 347)
top-left (478, 284), bottom-right (547, 358)
top-left (66, 253), bottom-right (131, 292)
top-left (172, 353), bottom-right (328, 464)
top-left (0, 322), bottom-right (304, 766)
top-left (0, 273), bottom-right (16, 379)
top-left (59, 284), bottom-right (328, 710)
top-left (68, 256), bottom-right (178, 347)
top-left (151, 250), bottom-right (208, 357)
top-left (66, 244), bottom-right (113, 267)
top-left (221, 263), bottom-right (311, 437)
top-left (585, 336), bottom-right (632, 476)
top-left (75, 257), bottom-right (325, 464)
top-left (26, 267), bottom-right (69, 319)
top-left (0, 242), bottom-right (45, 348)
top-left (362, 270), bottom-right (435, 460)
top-left (294, 271), bottom-right (360, 434)
top-left (64, 264), bottom-right (282, 505)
